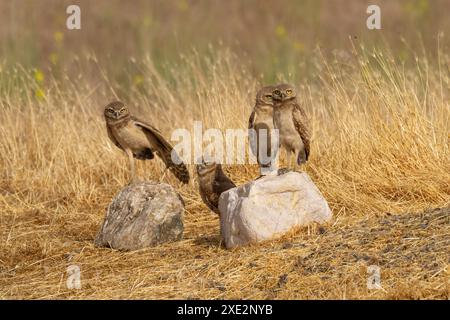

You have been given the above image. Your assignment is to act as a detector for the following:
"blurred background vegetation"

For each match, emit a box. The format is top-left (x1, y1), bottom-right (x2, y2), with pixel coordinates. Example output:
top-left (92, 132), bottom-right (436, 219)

top-left (0, 0), bottom-right (449, 99)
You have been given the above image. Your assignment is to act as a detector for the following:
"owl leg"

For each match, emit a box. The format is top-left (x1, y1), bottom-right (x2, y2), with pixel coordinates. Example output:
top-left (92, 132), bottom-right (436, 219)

top-left (126, 149), bottom-right (137, 183)
top-left (286, 151), bottom-right (293, 171)
top-left (293, 149), bottom-right (301, 172)
top-left (296, 148), bottom-right (307, 165)
top-left (276, 148), bottom-right (290, 175)
top-left (293, 153), bottom-right (299, 173)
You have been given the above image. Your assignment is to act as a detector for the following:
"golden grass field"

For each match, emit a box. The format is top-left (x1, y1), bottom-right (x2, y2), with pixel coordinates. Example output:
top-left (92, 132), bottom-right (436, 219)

top-left (0, 0), bottom-right (449, 299)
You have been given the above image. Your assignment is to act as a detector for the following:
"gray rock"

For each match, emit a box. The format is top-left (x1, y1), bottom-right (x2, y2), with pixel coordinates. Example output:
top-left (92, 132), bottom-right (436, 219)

top-left (95, 181), bottom-right (184, 251)
top-left (219, 171), bottom-right (332, 249)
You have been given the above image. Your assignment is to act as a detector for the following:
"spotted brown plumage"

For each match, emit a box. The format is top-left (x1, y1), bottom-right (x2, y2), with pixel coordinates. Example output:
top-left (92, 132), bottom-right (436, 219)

top-left (196, 159), bottom-right (236, 214)
top-left (272, 84), bottom-right (310, 168)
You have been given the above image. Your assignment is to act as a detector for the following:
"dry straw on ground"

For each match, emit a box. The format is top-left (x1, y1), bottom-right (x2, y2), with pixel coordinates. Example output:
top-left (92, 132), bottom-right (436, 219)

top-left (0, 47), bottom-right (449, 299)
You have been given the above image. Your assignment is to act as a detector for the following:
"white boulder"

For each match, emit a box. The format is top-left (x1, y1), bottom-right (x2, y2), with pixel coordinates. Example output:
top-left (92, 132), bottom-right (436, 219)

top-left (219, 171), bottom-right (332, 248)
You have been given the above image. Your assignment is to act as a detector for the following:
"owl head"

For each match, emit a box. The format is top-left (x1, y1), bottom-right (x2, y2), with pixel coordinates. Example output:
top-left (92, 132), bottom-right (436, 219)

top-left (196, 156), bottom-right (218, 177)
top-left (272, 84), bottom-right (297, 103)
top-left (255, 85), bottom-right (276, 106)
top-left (104, 101), bottom-right (130, 121)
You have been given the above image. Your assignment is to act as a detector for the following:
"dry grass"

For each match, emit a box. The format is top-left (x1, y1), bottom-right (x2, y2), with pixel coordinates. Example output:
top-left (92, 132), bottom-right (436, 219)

top-left (0, 46), bottom-right (449, 299)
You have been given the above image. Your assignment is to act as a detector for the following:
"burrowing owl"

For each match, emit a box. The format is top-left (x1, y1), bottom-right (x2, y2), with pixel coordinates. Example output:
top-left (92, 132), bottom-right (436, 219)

top-left (196, 159), bottom-right (236, 214)
top-left (272, 84), bottom-right (310, 170)
top-left (104, 101), bottom-right (189, 184)
top-left (248, 85), bottom-right (279, 175)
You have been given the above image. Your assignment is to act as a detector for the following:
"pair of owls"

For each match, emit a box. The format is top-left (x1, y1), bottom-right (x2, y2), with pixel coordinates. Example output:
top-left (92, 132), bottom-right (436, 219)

top-left (196, 83), bottom-right (310, 215)
top-left (248, 83), bottom-right (310, 174)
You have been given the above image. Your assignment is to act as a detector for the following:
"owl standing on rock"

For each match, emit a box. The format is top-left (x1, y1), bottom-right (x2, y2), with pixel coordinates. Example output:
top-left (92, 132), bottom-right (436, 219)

top-left (272, 84), bottom-right (310, 171)
top-left (248, 85), bottom-right (279, 176)
top-left (104, 101), bottom-right (190, 184)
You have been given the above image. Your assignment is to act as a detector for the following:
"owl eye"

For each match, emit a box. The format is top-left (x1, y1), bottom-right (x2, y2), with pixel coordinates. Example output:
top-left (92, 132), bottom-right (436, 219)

top-left (120, 108), bottom-right (127, 114)
top-left (265, 95), bottom-right (272, 99)
top-left (108, 109), bottom-right (114, 113)
top-left (273, 90), bottom-right (281, 95)
top-left (286, 89), bottom-right (293, 95)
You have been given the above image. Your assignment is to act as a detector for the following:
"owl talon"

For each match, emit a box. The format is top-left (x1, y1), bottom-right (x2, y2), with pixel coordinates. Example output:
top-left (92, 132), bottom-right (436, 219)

top-left (277, 168), bottom-right (292, 176)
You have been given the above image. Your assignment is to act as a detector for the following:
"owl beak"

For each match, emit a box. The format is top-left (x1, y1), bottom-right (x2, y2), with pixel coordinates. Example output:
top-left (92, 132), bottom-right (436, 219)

top-left (115, 111), bottom-right (120, 118)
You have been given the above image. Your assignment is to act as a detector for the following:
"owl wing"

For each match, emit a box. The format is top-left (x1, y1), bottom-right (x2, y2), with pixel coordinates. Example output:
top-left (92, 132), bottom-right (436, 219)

top-left (106, 124), bottom-right (123, 150)
top-left (215, 165), bottom-right (236, 195)
top-left (132, 116), bottom-right (190, 184)
top-left (292, 103), bottom-right (310, 162)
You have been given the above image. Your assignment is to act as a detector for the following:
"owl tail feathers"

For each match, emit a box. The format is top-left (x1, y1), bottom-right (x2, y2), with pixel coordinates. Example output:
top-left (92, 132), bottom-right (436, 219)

top-left (159, 148), bottom-right (190, 184)
top-left (169, 162), bottom-right (190, 184)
